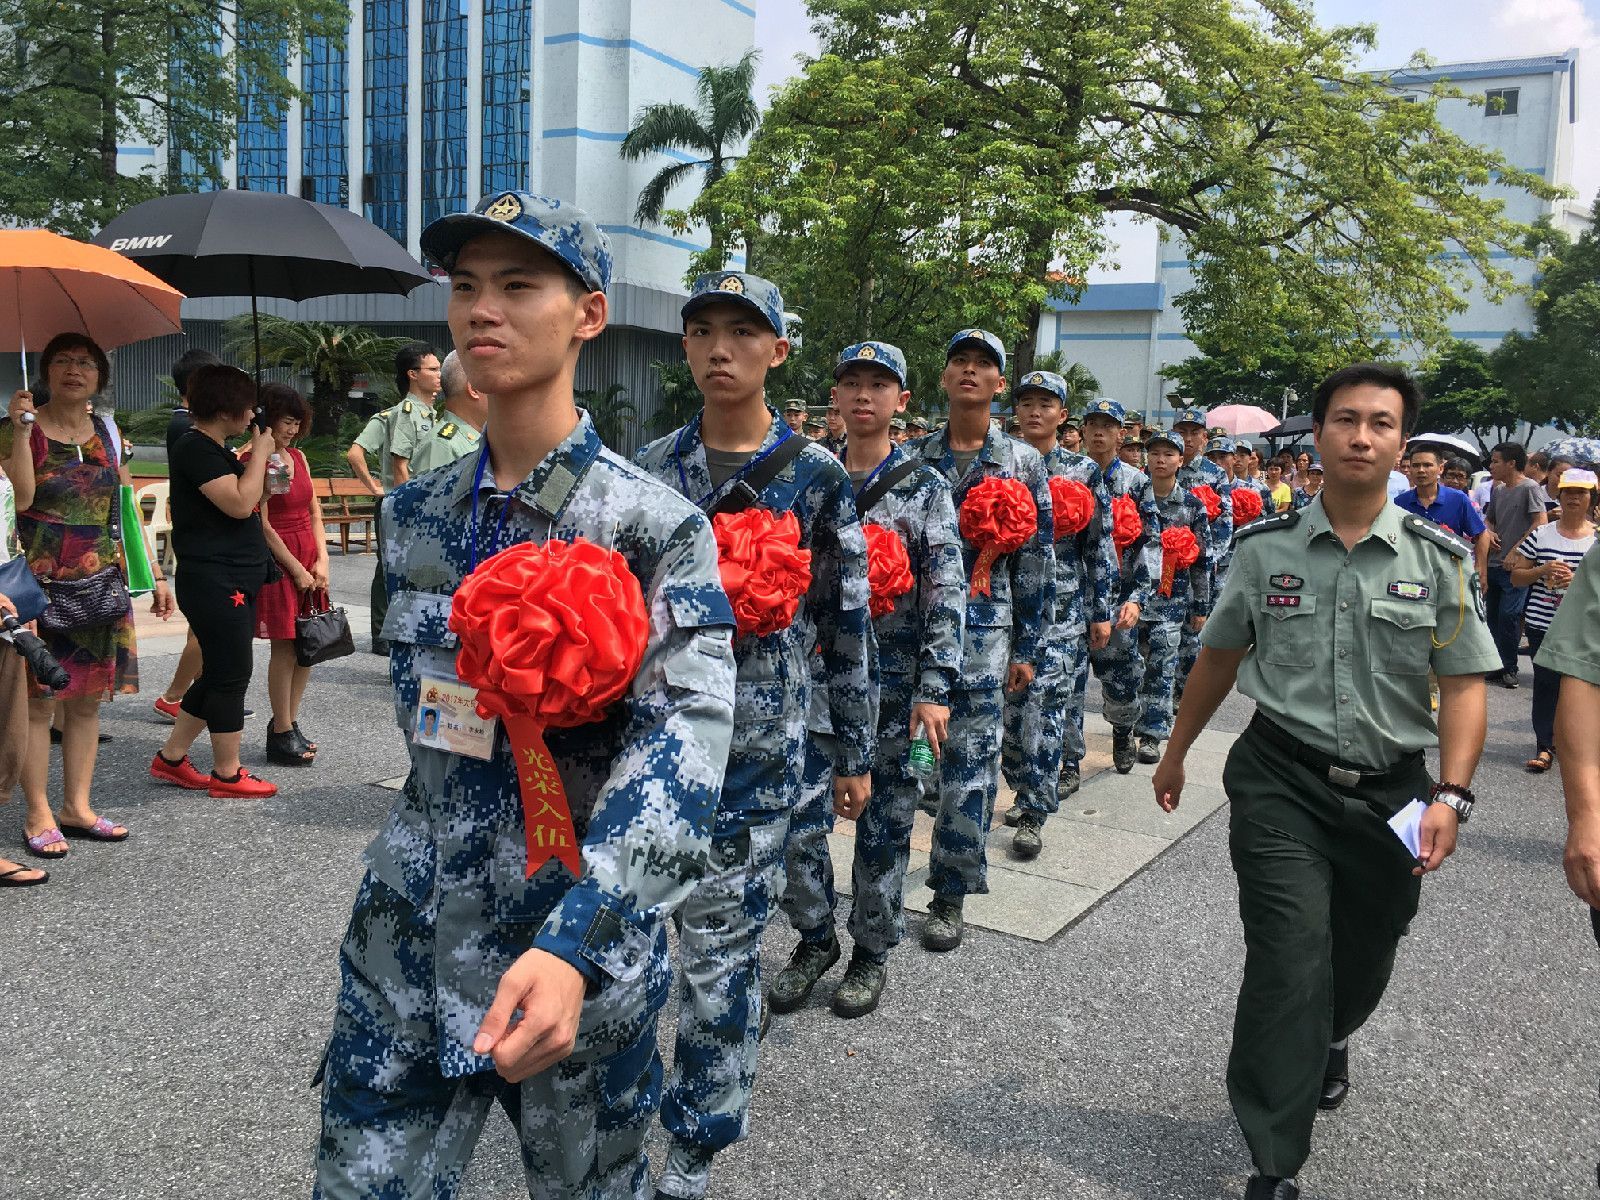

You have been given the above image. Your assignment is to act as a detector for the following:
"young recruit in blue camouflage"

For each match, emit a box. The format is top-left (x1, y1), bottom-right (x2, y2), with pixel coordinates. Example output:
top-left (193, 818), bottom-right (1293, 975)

top-left (1084, 456), bottom-right (1164, 732)
top-left (358, 411), bottom-right (738, 1079)
top-left (784, 443), bottom-right (966, 960)
top-left (1134, 482), bottom-right (1213, 741)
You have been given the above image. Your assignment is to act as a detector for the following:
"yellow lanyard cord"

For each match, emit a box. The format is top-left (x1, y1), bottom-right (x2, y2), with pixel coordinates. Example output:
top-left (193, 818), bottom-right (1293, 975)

top-left (1432, 557), bottom-right (1466, 649)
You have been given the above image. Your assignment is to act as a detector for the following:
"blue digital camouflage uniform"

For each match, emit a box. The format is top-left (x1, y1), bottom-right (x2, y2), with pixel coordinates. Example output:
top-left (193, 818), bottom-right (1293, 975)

top-left (1136, 480), bottom-right (1213, 740)
top-left (1082, 455), bottom-right (1162, 733)
top-left (909, 424), bottom-right (1054, 896)
top-left (783, 444), bottom-right (965, 960)
top-left (1174, 447), bottom-right (1232, 694)
top-left (314, 412), bottom-right (738, 1200)
top-left (634, 401), bottom-right (875, 1197)
top-left (1001, 445), bottom-right (1116, 814)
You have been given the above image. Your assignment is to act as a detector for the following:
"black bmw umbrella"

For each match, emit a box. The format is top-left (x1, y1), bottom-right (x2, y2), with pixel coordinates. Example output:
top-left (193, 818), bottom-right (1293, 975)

top-left (92, 190), bottom-right (436, 388)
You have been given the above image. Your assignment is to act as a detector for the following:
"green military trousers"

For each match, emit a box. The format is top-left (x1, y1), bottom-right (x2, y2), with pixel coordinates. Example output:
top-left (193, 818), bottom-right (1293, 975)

top-left (1223, 722), bottom-right (1426, 1179)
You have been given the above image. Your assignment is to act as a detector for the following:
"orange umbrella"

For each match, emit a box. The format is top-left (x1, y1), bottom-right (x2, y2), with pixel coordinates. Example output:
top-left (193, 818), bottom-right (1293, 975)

top-left (0, 229), bottom-right (185, 390)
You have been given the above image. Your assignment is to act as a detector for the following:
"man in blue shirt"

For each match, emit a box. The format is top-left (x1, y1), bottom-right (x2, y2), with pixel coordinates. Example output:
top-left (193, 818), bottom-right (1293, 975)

top-left (1395, 444), bottom-right (1489, 584)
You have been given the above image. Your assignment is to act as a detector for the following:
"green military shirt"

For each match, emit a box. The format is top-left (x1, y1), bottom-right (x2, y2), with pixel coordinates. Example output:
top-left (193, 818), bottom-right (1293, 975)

top-left (353, 398), bottom-right (438, 488)
top-left (387, 397), bottom-right (439, 467)
top-left (1534, 543), bottom-right (1600, 686)
top-left (1202, 495), bottom-right (1501, 768)
top-left (409, 415), bottom-right (482, 476)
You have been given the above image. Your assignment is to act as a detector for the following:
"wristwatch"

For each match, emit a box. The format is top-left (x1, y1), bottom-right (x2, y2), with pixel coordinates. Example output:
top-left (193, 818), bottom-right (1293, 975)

top-left (1428, 783), bottom-right (1474, 824)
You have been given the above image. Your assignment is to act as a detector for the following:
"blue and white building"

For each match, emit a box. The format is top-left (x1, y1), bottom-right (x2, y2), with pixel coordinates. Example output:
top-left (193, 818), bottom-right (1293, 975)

top-left (1041, 49), bottom-right (1584, 424)
top-left (110, 0), bottom-right (756, 432)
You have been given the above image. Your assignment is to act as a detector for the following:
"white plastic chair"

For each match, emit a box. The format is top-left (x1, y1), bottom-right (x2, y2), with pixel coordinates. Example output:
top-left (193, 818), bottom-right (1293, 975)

top-left (134, 479), bottom-right (175, 572)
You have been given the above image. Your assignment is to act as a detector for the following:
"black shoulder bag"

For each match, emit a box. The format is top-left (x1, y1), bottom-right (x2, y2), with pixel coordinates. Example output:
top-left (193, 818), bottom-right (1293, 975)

top-left (853, 459), bottom-right (921, 518)
top-left (707, 435), bottom-right (812, 516)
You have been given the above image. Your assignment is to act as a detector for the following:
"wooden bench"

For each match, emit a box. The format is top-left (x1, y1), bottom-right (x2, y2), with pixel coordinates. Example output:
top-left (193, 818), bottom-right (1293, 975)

top-left (313, 478), bottom-right (381, 554)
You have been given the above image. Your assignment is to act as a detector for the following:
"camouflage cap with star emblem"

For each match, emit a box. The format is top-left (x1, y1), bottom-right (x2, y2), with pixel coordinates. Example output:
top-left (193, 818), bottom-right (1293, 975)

top-left (1012, 369), bottom-right (1069, 407)
top-left (1205, 434), bottom-right (1237, 455)
top-left (1145, 428), bottom-right (1183, 452)
top-left (944, 328), bottom-right (1006, 372)
top-left (1082, 397), bottom-right (1127, 424)
top-left (834, 340), bottom-right (907, 387)
top-left (1172, 405), bottom-right (1209, 429)
top-left (419, 190), bottom-right (612, 293)
top-left (682, 271), bottom-right (786, 337)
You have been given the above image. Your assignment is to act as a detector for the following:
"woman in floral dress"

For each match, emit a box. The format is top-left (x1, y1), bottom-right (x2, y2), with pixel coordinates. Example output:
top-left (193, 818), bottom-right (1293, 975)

top-left (0, 334), bottom-right (174, 860)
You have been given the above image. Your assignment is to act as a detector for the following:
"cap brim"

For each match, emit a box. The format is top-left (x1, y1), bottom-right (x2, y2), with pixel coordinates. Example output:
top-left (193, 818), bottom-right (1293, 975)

top-left (419, 213), bottom-right (599, 291)
top-left (682, 291), bottom-right (781, 336)
top-left (833, 358), bottom-right (904, 385)
top-left (946, 337), bottom-right (1003, 368)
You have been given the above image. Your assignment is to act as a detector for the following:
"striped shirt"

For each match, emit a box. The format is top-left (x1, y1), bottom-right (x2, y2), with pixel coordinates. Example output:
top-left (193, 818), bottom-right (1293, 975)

top-left (1514, 523), bottom-right (1597, 631)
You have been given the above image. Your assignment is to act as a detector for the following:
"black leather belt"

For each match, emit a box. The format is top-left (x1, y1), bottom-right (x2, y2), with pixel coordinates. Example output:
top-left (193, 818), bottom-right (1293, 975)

top-left (1248, 712), bottom-right (1423, 788)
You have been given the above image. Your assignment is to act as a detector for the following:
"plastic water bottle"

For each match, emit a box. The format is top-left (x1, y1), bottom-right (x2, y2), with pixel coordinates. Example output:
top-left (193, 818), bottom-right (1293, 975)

top-left (908, 736), bottom-right (936, 778)
top-left (266, 452), bottom-right (291, 495)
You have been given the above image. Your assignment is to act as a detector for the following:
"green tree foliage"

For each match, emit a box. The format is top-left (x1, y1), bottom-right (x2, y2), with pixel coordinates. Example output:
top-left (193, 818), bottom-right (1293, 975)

top-left (647, 359), bottom-right (705, 437)
top-left (223, 314), bottom-right (408, 436)
top-left (1161, 330), bottom-right (1391, 412)
top-left (1495, 199), bottom-right (1600, 434)
top-left (1418, 339), bottom-right (1522, 448)
top-left (0, 0), bottom-right (345, 237)
top-left (620, 51), bottom-right (761, 266)
top-left (686, 1), bottom-right (1558, 393)
top-left (576, 384), bottom-right (638, 452)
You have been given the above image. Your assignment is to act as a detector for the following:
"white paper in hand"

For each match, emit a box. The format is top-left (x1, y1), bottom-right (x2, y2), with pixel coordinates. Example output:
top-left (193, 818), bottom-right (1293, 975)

top-left (1388, 798), bottom-right (1427, 859)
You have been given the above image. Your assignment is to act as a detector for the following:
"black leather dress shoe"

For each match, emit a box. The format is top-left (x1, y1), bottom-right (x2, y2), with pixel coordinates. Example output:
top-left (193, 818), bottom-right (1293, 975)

top-left (1245, 1176), bottom-right (1299, 1200)
top-left (1319, 1042), bottom-right (1349, 1111)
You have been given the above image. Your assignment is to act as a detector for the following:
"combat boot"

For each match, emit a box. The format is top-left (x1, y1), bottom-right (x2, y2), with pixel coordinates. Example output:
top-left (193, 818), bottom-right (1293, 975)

top-left (1136, 734), bottom-right (1161, 764)
top-left (1002, 803), bottom-right (1022, 827)
top-left (1319, 1042), bottom-right (1350, 1110)
top-left (1059, 763), bottom-right (1080, 797)
top-left (830, 952), bottom-right (888, 1018)
top-left (1112, 727), bottom-right (1136, 774)
top-left (1244, 1176), bottom-right (1299, 1200)
top-left (1012, 810), bottom-right (1043, 860)
top-left (921, 895), bottom-right (965, 951)
top-left (767, 935), bottom-right (841, 1013)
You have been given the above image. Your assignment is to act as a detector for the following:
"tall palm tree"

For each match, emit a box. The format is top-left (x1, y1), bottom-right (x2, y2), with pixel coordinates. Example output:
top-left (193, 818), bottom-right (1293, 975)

top-left (223, 314), bottom-right (409, 435)
top-left (620, 50), bottom-right (761, 265)
top-left (1031, 351), bottom-right (1100, 413)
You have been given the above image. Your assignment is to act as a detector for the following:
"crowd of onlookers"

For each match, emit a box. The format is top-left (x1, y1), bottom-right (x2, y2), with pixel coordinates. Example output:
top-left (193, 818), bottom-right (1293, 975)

top-left (0, 337), bottom-right (473, 887)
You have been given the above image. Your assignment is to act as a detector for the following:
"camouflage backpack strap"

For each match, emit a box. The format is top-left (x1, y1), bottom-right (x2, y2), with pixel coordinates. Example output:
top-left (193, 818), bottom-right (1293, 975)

top-left (1399, 513), bottom-right (1473, 559)
top-left (1233, 508), bottom-right (1301, 541)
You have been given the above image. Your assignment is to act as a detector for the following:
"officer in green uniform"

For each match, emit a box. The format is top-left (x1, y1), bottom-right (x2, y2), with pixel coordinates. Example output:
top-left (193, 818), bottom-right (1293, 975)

top-left (409, 350), bottom-right (486, 476)
top-left (1536, 543), bottom-right (1600, 945)
top-left (345, 344), bottom-right (441, 651)
top-left (1152, 364), bottom-right (1500, 1200)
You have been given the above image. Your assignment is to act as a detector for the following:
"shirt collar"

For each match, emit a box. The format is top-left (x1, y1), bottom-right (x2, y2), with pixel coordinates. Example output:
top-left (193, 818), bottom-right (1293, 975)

top-left (1300, 494), bottom-right (1403, 553)
top-left (451, 409), bottom-right (602, 522)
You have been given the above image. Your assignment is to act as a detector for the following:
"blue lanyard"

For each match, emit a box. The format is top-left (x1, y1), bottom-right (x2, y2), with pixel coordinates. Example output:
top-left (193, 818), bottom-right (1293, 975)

top-left (675, 419), bottom-right (794, 510)
top-left (851, 450), bottom-right (895, 505)
top-left (468, 442), bottom-right (515, 571)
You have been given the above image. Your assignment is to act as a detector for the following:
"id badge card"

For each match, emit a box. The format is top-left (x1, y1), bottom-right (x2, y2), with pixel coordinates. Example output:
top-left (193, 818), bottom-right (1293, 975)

top-left (414, 674), bottom-right (500, 760)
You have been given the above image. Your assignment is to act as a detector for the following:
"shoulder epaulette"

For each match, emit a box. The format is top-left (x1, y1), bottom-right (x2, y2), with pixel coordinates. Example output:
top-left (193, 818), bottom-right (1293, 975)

top-left (402, 400), bottom-right (413, 414)
top-left (1400, 513), bottom-right (1473, 559)
top-left (438, 422), bottom-right (458, 439)
top-left (1234, 509), bottom-right (1301, 540)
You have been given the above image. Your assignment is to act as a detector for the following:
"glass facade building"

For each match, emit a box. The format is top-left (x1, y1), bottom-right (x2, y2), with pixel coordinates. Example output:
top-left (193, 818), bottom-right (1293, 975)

top-left (363, 0), bottom-right (409, 240)
top-left (236, 32), bottom-right (289, 193)
top-left (302, 32), bottom-right (349, 206)
top-left (167, 27), bottom-right (224, 191)
top-left (481, 0), bottom-right (531, 194)
top-left (421, 0), bottom-right (468, 226)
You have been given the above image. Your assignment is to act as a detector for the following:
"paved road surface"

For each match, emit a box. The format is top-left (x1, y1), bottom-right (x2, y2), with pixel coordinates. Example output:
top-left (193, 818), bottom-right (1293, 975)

top-left (2, 554), bottom-right (1593, 1199)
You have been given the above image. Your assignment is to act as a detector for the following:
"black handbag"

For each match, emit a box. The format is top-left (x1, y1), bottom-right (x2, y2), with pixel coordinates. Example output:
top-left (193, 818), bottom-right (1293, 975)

top-left (0, 555), bottom-right (48, 625)
top-left (295, 588), bottom-right (355, 667)
top-left (37, 565), bottom-right (132, 633)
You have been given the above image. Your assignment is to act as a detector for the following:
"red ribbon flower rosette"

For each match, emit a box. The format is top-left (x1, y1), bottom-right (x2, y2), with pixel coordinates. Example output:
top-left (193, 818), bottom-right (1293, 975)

top-left (1110, 494), bottom-right (1143, 554)
top-left (1048, 477), bottom-right (1095, 541)
top-left (1190, 484), bottom-right (1222, 523)
top-left (863, 523), bottom-right (914, 619)
top-left (1159, 526), bottom-right (1202, 598)
top-left (450, 538), bottom-right (649, 878)
top-left (712, 508), bottom-right (813, 637)
top-left (958, 476), bottom-right (1038, 597)
top-left (1230, 487), bottom-right (1264, 525)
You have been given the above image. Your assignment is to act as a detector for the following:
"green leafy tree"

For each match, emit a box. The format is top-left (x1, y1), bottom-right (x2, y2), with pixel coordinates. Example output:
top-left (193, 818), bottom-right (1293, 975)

top-left (576, 384), bottom-right (639, 452)
top-left (0, 0), bottom-right (345, 237)
top-left (1418, 339), bottom-right (1522, 448)
top-left (1032, 352), bottom-right (1100, 412)
top-left (1162, 329), bottom-right (1390, 413)
top-left (620, 50), bottom-right (761, 268)
top-left (647, 359), bottom-right (705, 437)
top-left (689, 1), bottom-right (1559, 390)
top-left (223, 314), bottom-right (408, 436)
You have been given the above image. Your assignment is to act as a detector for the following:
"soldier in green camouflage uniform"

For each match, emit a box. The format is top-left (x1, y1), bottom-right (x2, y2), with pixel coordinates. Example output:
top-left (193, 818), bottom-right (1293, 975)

top-left (314, 191), bottom-right (738, 1200)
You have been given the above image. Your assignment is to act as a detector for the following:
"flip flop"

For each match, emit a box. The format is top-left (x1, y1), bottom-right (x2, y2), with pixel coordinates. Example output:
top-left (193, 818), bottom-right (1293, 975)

top-left (58, 815), bottom-right (129, 842)
top-left (0, 865), bottom-right (48, 887)
top-left (24, 828), bottom-right (68, 859)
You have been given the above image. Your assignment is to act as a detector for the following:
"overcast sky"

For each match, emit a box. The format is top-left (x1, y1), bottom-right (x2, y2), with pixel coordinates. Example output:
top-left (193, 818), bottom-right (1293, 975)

top-left (752, 0), bottom-right (1598, 280)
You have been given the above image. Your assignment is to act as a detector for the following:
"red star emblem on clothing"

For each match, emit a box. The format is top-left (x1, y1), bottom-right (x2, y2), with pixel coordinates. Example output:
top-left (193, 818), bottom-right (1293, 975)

top-left (230, 591), bottom-right (246, 607)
